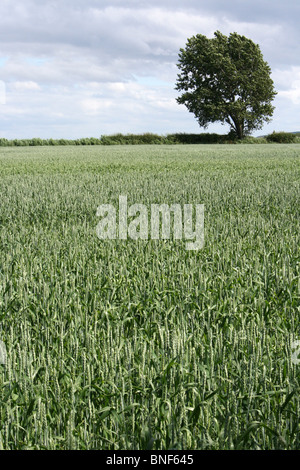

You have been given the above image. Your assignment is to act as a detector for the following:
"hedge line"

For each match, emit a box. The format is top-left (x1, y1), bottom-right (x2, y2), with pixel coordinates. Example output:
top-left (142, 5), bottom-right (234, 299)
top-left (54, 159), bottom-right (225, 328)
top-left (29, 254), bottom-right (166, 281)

top-left (0, 132), bottom-right (298, 147)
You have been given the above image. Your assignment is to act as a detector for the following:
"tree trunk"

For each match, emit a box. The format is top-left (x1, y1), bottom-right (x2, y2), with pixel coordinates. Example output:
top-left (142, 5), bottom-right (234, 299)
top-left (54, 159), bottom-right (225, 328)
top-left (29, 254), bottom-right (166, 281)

top-left (230, 115), bottom-right (244, 139)
top-left (236, 123), bottom-right (244, 139)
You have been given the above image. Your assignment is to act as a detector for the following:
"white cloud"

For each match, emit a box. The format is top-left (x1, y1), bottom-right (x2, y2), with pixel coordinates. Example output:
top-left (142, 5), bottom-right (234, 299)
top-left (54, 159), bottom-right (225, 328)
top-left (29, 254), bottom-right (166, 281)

top-left (279, 87), bottom-right (300, 105)
top-left (11, 81), bottom-right (41, 91)
top-left (271, 67), bottom-right (300, 105)
top-left (81, 98), bottom-right (113, 116)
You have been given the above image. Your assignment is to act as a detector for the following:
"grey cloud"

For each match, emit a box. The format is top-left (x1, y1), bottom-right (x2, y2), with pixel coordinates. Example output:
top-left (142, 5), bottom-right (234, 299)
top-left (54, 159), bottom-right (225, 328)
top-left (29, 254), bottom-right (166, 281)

top-left (0, 0), bottom-right (299, 137)
top-left (1, 1), bottom-right (298, 68)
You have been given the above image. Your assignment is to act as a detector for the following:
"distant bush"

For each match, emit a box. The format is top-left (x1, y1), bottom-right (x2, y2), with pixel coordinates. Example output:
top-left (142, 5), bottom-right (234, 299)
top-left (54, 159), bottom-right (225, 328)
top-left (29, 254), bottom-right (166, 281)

top-left (266, 131), bottom-right (297, 143)
top-left (12, 139), bottom-right (25, 146)
top-left (57, 139), bottom-right (72, 145)
top-left (0, 138), bottom-right (11, 146)
top-left (29, 138), bottom-right (44, 146)
top-left (48, 139), bottom-right (59, 146)
top-left (99, 133), bottom-right (165, 145)
top-left (89, 137), bottom-right (102, 145)
top-left (99, 134), bottom-right (122, 145)
top-left (166, 133), bottom-right (229, 144)
top-left (236, 136), bottom-right (268, 144)
top-left (74, 137), bottom-right (102, 145)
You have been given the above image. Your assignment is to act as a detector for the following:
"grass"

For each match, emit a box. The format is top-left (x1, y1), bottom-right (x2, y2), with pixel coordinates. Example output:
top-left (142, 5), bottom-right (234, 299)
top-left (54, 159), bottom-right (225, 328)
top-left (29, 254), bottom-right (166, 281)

top-left (0, 144), bottom-right (299, 449)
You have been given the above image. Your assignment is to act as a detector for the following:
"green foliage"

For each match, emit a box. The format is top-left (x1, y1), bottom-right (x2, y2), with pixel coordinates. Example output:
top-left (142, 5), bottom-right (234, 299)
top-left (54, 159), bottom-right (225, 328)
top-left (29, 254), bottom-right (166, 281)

top-left (236, 136), bottom-right (268, 144)
top-left (0, 145), bottom-right (299, 449)
top-left (266, 131), bottom-right (297, 143)
top-left (0, 138), bottom-right (10, 146)
top-left (0, 133), bottom-right (298, 147)
top-left (175, 31), bottom-right (277, 139)
top-left (29, 138), bottom-right (44, 146)
top-left (100, 133), bottom-right (165, 145)
top-left (166, 133), bottom-right (228, 144)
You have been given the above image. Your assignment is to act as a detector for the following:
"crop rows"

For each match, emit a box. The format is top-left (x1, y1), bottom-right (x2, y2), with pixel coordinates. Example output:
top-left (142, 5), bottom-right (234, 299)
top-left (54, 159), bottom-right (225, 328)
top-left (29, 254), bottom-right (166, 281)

top-left (0, 144), bottom-right (299, 449)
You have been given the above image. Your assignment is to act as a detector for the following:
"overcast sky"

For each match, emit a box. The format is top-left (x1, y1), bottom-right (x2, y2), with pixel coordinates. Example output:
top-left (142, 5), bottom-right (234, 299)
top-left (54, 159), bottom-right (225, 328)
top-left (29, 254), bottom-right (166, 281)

top-left (0, 0), bottom-right (299, 139)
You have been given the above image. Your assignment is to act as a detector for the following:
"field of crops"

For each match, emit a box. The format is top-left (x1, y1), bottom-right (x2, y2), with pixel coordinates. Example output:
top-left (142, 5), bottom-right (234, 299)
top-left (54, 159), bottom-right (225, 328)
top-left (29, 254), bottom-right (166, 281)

top-left (0, 144), bottom-right (299, 450)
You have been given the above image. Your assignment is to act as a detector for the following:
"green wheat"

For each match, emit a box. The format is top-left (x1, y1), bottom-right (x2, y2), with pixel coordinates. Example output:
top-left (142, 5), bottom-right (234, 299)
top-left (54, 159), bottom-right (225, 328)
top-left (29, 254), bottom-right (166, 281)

top-left (0, 144), bottom-right (299, 449)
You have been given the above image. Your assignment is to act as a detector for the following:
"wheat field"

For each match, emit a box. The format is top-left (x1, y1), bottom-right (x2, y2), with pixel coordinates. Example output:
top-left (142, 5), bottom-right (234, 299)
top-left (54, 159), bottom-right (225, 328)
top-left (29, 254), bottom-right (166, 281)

top-left (0, 144), bottom-right (299, 449)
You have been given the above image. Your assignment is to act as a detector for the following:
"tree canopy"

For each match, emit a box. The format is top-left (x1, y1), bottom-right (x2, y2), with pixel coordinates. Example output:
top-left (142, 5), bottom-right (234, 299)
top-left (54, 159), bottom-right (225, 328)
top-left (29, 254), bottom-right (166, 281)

top-left (175, 31), bottom-right (277, 139)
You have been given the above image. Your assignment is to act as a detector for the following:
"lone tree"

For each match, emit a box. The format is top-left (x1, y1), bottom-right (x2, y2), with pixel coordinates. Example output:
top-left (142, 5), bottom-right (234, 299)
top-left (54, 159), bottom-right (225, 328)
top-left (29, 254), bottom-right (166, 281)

top-left (175, 31), bottom-right (277, 139)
